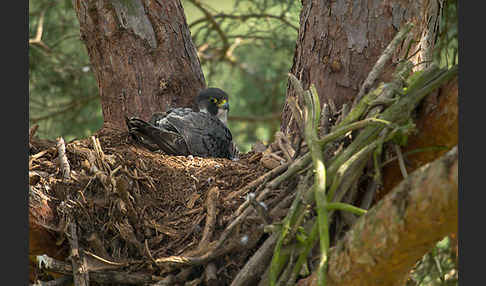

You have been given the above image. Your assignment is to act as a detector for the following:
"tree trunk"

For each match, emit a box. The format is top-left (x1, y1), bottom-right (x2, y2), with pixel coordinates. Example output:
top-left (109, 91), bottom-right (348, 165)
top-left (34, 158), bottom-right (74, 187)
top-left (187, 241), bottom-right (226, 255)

top-left (281, 0), bottom-right (441, 135)
top-left (73, 0), bottom-right (206, 130)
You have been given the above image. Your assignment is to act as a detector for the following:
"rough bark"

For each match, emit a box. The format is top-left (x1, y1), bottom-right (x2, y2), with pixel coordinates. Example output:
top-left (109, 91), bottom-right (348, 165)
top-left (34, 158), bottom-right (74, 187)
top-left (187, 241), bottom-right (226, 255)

top-left (73, 0), bottom-right (206, 130)
top-left (299, 146), bottom-right (458, 286)
top-left (281, 0), bottom-right (441, 135)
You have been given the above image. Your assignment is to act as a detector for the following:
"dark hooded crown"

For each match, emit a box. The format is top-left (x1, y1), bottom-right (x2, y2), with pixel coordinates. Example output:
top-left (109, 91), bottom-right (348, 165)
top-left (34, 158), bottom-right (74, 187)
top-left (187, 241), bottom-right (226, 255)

top-left (196, 88), bottom-right (229, 116)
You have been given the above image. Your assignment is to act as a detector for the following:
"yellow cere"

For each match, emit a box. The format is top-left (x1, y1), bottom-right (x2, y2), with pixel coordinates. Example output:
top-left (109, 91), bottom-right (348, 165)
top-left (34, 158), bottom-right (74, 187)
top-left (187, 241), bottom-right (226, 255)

top-left (218, 99), bottom-right (227, 106)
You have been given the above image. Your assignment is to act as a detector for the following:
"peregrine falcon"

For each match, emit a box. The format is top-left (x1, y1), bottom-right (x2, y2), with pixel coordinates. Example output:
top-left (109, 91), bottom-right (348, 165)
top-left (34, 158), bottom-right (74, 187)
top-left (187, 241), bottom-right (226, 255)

top-left (126, 88), bottom-right (238, 160)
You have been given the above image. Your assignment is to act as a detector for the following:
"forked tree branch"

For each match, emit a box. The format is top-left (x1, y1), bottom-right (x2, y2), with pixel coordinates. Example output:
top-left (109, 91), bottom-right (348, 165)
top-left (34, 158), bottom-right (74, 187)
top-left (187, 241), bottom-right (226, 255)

top-left (29, 9), bottom-right (51, 52)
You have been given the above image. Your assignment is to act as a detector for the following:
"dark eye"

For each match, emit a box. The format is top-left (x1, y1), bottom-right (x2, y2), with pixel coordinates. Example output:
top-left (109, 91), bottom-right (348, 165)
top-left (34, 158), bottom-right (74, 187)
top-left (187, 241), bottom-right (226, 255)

top-left (211, 98), bottom-right (217, 103)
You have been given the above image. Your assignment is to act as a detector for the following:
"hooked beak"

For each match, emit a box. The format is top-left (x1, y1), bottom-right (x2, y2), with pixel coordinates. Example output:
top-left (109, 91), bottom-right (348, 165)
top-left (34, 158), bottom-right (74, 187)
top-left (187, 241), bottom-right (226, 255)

top-left (219, 100), bottom-right (230, 111)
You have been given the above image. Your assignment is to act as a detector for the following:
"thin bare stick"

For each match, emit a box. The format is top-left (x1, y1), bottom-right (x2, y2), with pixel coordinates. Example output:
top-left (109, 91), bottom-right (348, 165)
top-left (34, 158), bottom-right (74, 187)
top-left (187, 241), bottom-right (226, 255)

top-left (276, 132), bottom-right (294, 161)
top-left (56, 137), bottom-right (71, 180)
top-left (225, 162), bottom-right (289, 201)
top-left (36, 255), bottom-right (160, 284)
top-left (200, 187), bottom-right (220, 248)
top-left (395, 144), bottom-right (409, 178)
top-left (286, 96), bottom-right (305, 139)
top-left (29, 9), bottom-right (50, 51)
top-left (82, 250), bottom-right (127, 267)
top-left (29, 124), bottom-right (39, 142)
top-left (32, 275), bottom-right (72, 286)
top-left (67, 222), bottom-right (89, 286)
top-left (204, 262), bottom-right (218, 286)
top-left (231, 233), bottom-right (279, 286)
top-left (248, 193), bottom-right (272, 225)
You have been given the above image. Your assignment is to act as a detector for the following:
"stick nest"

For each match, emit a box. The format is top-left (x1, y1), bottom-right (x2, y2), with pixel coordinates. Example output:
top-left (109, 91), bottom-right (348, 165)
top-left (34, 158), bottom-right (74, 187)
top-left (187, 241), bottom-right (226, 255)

top-left (29, 128), bottom-right (291, 285)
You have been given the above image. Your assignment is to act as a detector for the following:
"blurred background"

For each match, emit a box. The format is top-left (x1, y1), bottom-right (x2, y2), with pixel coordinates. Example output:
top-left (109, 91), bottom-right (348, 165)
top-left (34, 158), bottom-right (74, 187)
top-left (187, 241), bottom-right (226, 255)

top-left (29, 0), bottom-right (301, 153)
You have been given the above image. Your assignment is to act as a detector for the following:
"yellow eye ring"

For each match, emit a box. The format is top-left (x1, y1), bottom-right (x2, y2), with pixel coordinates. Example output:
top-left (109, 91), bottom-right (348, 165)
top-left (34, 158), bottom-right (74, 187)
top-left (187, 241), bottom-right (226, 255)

top-left (211, 98), bottom-right (217, 103)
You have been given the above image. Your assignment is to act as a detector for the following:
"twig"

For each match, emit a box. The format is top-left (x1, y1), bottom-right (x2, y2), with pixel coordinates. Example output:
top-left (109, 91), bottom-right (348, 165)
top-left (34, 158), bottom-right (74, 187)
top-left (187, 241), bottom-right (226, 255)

top-left (204, 262), bottom-right (218, 286)
top-left (276, 131), bottom-right (295, 161)
top-left (276, 246), bottom-right (296, 286)
top-left (380, 146), bottom-right (448, 167)
top-left (150, 275), bottom-right (176, 285)
top-left (247, 193), bottom-right (272, 225)
top-left (231, 233), bottom-right (279, 286)
top-left (360, 180), bottom-right (379, 211)
top-left (144, 239), bottom-right (156, 263)
top-left (327, 141), bottom-right (381, 202)
top-left (188, 0), bottom-right (230, 57)
top-left (29, 124), bottom-right (39, 142)
top-left (82, 250), bottom-right (127, 268)
top-left (266, 154), bottom-right (311, 190)
top-left (269, 192), bottom-right (295, 219)
top-left (91, 136), bottom-right (108, 172)
top-left (154, 231), bottom-right (258, 267)
top-left (225, 162), bottom-right (289, 201)
top-left (32, 276), bottom-right (72, 286)
top-left (359, 132), bottom-right (386, 210)
top-left (155, 206), bottom-right (264, 268)
top-left (287, 221), bottom-right (319, 286)
top-left (394, 144), bottom-right (409, 178)
top-left (56, 137), bottom-right (71, 180)
top-left (36, 255), bottom-right (160, 284)
top-left (30, 150), bottom-right (49, 169)
top-left (318, 117), bottom-right (391, 147)
top-left (67, 222), bottom-right (89, 286)
top-left (200, 187), bottom-right (220, 248)
top-left (29, 9), bottom-right (50, 51)
top-left (318, 103), bottom-right (331, 137)
top-left (286, 95), bottom-right (305, 140)
top-left (352, 23), bottom-right (413, 106)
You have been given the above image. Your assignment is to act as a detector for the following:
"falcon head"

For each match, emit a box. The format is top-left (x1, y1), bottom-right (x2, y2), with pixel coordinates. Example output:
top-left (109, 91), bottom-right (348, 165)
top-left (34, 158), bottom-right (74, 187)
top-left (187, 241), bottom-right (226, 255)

top-left (196, 88), bottom-right (230, 125)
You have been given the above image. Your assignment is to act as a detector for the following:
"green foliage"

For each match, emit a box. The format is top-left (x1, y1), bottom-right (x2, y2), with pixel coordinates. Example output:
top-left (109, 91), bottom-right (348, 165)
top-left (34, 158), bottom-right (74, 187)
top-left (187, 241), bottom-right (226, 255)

top-left (29, 0), bottom-right (103, 141)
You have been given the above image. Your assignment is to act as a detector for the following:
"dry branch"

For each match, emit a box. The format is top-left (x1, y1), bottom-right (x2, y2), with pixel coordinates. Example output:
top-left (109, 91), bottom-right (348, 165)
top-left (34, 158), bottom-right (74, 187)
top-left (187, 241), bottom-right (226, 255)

top-left (31, 275), bottom-right (72, 286)
top-left (35, 255), bottom-right (159, 284)
top-left (67, 223), bottom-right (89, 286)
top-left (30, 125), bottom-right (39, 143)
top-left (200, 186), bottom-right (220, 248)
top-left (204, 262), bottom-right (218, 286)
top-left (230, 233), bottom-right (279, 286)
top-left (225, 162), bottom-right (289, 201)
top-left (56, 137), bottom-right (71, 180)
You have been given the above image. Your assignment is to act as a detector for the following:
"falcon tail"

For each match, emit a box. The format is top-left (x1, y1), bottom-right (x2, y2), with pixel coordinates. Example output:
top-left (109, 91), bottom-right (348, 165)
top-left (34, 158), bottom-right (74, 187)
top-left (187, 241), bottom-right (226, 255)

top-left (125, 117), bottom-right (189, 156)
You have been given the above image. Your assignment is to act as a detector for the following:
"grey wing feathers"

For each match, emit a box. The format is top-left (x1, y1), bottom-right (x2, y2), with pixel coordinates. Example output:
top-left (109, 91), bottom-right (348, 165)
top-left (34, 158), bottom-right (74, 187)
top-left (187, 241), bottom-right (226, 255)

top-left (126, 108), bottom-right (235, 159)
top-left (126, 117), bottom-right (189, 156)
top-left (166, 111), bottom-right (233, 159)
